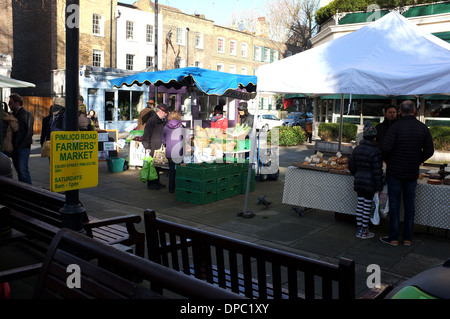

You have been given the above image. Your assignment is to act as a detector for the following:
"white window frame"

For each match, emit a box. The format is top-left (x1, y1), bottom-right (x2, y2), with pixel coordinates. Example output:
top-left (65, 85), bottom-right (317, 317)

top-left (254, 46), bottom-right (261, 61)
top-left (241, 43), bottom-right (248, 58)
top-left (126, 21), bottom-right (134, 40)
top-left (195, 32), bottom-right (203, 49)
top-left (195, 60), bottom-right (203, 68)
top-left (92, 13), bottom-right (104, 36)
top-left (126, 54), bottom-right (134, 70)
top-left (264, 48), bottom-right (271, 62)
top-left (146, 25), bottom-right (154, 43)
top-left (92, 49), bottom-right (104, 67)
top-left (229, 65), bottom-right (236, 74)
top-left (146, 56), bottom-right (153, 68)
top-left (217, 63), bottom-right (224, 72)
top-left (176, 27), bottom-right (185, 45)
top-left (229, 40), bottom-right (237, 56)
top-left (241, 67), bottom-right (247, 75)
top-left (217, 37), bottom-right (225, 54)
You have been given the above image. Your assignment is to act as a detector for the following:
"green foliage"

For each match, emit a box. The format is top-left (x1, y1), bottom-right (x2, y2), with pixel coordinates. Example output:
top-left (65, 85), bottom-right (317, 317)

top-left (315, 0), bottom-right (439, 25)
top-left (429, 126), bottom-right (450, 151)
top-left (318, 123), bottom-right (357, 142)
top-left (267, 126), bottom-right (306, 146)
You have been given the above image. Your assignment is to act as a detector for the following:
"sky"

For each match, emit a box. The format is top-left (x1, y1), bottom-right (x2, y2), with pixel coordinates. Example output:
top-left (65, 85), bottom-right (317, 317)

top-left (120, 0), bottom-right (267, 26)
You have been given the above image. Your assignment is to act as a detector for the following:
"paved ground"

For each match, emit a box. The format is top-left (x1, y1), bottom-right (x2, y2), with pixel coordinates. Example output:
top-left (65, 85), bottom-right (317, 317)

top-left (2, 136), bottom-right (450, 299)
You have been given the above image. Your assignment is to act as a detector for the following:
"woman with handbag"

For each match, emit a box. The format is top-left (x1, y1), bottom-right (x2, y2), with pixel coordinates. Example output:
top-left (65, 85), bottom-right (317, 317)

top-left (161, 110), bottom-right (186, 193)
top-left (142, 103), bottom-right (168, 190)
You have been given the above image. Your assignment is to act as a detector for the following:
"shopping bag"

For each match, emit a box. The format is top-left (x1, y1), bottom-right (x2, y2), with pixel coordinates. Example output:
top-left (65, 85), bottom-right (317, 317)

top-left (140, 156), bottom-right (158, 182)
top-left (153, 145), bottom-right (168, 166)
top-left (41, 140), bottom-right (51, 158)
top-left (371, 193), bottom-right (380, 225)
top-left (378, 184), bottom-right (389, 218)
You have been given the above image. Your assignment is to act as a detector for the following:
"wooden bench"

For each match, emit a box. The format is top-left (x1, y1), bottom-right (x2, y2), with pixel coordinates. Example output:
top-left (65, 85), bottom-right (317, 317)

top-left (144, 209), bottom-right (392, 299)
top-left (0, 228), bottom-right (245, 299)
top-left (0, 176), bottom-right (144, 257)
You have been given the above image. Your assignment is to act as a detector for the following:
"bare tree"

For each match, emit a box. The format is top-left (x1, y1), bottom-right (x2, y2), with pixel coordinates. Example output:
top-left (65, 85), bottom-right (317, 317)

top-left (265, 0), bottom-right (320, 54)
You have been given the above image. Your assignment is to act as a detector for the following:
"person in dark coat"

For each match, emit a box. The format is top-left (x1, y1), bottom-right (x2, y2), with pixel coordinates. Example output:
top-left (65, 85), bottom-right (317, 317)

top-left (238, 102), bottom-right (254, 129)
top-left (379, 100), bottom-right (434, 246)
top-left (376, 105), bottom-right (398, 147)
top-left (348, 120), bottom-right (384, 239)
top-left (142, 103), bottom-right (168, 190)
top-left (161, 110), bottom-right (187, 193)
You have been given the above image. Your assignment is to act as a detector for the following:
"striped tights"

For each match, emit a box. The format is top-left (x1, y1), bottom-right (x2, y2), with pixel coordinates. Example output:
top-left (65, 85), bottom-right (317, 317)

top-left (356, 196), bottom-right (373, 229)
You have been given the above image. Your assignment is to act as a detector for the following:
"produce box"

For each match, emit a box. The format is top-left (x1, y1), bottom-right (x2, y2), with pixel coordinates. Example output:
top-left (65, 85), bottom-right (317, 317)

top-left (216, 173), bottom-right (241, 188)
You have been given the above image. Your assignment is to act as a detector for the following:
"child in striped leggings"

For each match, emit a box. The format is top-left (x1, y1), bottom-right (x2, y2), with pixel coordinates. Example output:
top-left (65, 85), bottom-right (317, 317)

top-left (348, 120), bottom-right (384, 239)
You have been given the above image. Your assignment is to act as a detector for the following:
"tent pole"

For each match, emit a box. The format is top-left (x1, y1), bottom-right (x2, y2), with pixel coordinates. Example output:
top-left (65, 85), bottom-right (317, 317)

top-left (338, 94), bottom-right (344, 152)
top-left (241, 93), bottom-right (259, 218)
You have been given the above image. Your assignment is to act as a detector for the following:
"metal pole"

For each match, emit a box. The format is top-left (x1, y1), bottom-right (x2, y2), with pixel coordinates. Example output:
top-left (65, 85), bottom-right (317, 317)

top-left (61, 0), bottom-right (85, 233)
top-left (338, 94), bottom-right (344, 152)
top-left (154, 0), bottom-right (158, 102)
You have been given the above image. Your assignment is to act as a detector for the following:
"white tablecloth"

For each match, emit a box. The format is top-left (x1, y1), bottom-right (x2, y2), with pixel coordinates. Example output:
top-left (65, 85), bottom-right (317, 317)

top-left (283, 166), bottom-right (450, 230)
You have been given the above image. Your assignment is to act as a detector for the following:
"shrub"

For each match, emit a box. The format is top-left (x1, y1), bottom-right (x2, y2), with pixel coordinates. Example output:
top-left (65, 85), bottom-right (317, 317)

top-left (318, 123), bottom-right (357, 142)
top-left (267, 126), bottom-right (305, 146)
top-left (429, 126), bottom-right (450, 151)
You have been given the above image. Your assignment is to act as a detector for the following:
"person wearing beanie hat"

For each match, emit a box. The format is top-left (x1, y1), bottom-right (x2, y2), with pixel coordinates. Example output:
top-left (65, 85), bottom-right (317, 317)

top-left (348, 120), bottom-right (384, 239)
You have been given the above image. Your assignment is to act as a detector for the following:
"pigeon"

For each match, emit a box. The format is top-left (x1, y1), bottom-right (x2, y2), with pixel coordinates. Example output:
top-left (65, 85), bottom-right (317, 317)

top-left (257, 195), bottom-right (272, 208)
top-left (291, 206), bottom-right (305, 217)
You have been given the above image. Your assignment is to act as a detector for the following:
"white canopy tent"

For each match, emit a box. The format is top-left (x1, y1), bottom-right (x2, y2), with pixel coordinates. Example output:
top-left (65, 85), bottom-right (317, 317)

top-left (257, 11), bottom-right (450, 149)
top-left (257, 11), bottom-right (450, 96)
top-left (0, 75), bottom-right (35, 89)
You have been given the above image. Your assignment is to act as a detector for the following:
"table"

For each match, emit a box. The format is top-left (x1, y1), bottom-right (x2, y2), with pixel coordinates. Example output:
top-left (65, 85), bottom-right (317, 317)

top-left (282, 166), bottom-right (450, 230)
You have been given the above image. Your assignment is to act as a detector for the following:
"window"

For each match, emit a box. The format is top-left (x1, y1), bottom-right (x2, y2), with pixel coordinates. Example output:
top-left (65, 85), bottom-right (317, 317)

top-left (92, 50), bottom-right (103, 67)
top-left (126, 21), bottom-right (134, 40)
top-left (241, 43), bottom-right (248, 58)
top-left (195, 61), bottom-right (203, 68)
top-left (92, 14), bottom-right (104, 36)
top-left (146, 56), bottom-right (153, 69)
top-left (229, 65), bottom-right (236, 74)
top-left (241, 67), bottom-right (247, 75)
top-left (175, 57), bottom-right (181, 69)
top-left (217, 37), bottom-right (224, 53)
top-left (254, 46), bottom-right (261, 61)
top-left (217, 63), bottom-right (224, 72)
top-left (176, 28), bottom-right (185, 45)
top-left (195, 33), bottom-right (203, 49)
top-left (146, 25), bottom-right (154, 43)
top-left (230, 40), bottom-right (236, 56)
top-left (264, 48), bottom-right (271, 62)
top-left (273, 50), bottom-right (279, 62)
top-left (126, 54), bottom-right (134, 70)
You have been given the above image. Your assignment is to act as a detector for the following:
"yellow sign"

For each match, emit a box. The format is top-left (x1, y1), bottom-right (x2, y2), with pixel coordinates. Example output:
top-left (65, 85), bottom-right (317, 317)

top-left (50, 131), bottom-right (99, 192)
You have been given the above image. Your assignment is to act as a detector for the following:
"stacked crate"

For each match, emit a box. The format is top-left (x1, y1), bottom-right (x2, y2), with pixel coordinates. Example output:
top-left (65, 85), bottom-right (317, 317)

top-left (175, 163), bottom-right (255, 205)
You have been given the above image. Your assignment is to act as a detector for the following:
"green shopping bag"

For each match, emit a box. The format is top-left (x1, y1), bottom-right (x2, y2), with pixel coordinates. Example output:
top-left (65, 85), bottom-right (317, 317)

top-left (140, 156), bottom-right (158, 182)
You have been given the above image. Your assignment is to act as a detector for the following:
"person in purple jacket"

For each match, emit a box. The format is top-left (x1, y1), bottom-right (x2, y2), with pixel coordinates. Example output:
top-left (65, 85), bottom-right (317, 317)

top-left (161, 110), bottom-right (188, 193)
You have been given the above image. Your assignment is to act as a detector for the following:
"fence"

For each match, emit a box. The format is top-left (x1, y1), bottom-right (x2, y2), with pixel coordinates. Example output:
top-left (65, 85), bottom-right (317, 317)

top-left (23, 96), bottom-right (53, 135)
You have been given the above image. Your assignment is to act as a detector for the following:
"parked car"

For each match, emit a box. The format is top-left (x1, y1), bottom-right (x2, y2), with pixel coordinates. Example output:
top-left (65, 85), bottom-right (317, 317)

top-left (255, 114), bottom-right (284, 131)
top-left (283, 112), bottom-right (313, 128)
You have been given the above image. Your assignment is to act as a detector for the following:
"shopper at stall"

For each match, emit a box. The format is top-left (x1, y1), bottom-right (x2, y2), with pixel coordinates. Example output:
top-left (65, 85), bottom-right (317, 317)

top-left (238, 102), bottom-right (254, 129)
top-left (211, 102), bottom-right (228, 131)
top-left (1, 102), bottom-right (19, 156)
top-left (161, 110), bottom-right (187, 193)
top-left (142, 103), bottom-right (168, 190)
top-left (88, 109), bottom-right (100, 130)
top-left (376, 105), bottom-right (398, 147)
top-left (348, 120), bottom-right (384, 239)
top-left (379, 100), bottom-right (434, 246)
top-left (9, 93), bottom-right (34, 184)
top-left (138, 100), bottom-right (156, 130)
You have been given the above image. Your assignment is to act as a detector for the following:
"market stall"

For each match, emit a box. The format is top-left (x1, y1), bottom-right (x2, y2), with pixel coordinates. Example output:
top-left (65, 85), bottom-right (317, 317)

top-left (283, 165), bottom-right (450, 230)
top-left (110, 67), bottom-right (259, 207)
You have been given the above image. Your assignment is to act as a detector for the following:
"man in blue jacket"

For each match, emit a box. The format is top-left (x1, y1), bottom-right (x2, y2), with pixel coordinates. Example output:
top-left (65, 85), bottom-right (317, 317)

top-left (9, 93), bottom-right (34, 184)
top-left (380, 100), bottom-right (434, 247)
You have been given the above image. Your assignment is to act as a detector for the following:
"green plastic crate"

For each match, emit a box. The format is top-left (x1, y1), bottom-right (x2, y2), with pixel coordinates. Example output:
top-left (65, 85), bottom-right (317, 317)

top-left (216, 185), bottom-right (240, 201)
top-left (236, 139), bottom-right (250, 151)
top-left (176, 177), bottom-right (217, 192)
top-left (216, 173), bottom-right (241, 188)
top-left (175, 189), bottom-right (217, 205)
top-left (176, 163), bottom-right (218, 180)
top-left (239, 169), bottom-right (255, 193)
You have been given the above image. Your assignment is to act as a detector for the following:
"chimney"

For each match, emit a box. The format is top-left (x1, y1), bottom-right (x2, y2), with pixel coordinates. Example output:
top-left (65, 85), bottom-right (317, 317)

top-left (255, 17), bottom-right (269, 37)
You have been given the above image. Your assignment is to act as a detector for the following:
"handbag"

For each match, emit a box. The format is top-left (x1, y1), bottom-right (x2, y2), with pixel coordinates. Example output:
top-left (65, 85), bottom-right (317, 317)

top-left (370, 193), bottom-right (380, 225)
top-left (41, 140), bottom-right (51, 158)
top-left (140, 156), bottom-right (158, 182)
top-left (378, 184), bottom-right (389, 218)
top-left (153, 145), bottom-right (168, 166)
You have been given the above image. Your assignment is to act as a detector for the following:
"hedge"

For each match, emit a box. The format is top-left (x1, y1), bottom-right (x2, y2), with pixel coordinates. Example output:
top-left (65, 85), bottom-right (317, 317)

top-left (267, 126), bottom-right (306, 146)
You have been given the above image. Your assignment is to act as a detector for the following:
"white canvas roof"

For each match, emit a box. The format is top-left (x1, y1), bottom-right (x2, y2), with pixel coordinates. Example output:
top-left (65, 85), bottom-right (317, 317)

top-left (257, 11), bottom-right (450, 96)
top-left (0, 75), bottom-right (35, 89)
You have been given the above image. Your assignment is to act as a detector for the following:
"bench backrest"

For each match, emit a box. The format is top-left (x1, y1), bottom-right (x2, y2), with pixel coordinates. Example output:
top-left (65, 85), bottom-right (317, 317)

top-left (144, 209), bottom-right (356, 299)
top-left (0, 176), bottom-right (89, 228)
top-left (34, 228), bottom-right (245, 299)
